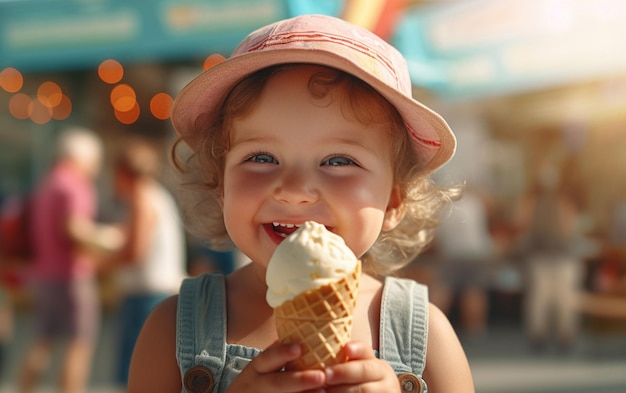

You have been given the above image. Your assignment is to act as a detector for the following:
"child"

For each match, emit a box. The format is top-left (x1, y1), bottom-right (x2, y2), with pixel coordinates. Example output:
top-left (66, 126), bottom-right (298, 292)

top-left (129, 14), bottom-right (474, 393)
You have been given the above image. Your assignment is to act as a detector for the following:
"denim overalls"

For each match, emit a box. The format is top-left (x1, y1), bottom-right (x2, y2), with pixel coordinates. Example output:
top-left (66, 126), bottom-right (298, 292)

top-left (176, 274), bottom-right (428, 393)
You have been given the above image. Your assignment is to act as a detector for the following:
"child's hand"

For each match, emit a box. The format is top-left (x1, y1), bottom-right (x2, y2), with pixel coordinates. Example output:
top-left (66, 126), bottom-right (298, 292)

top-left (226, 342), bottom-right (326, 393)
top-left (324, 341), bottom-right (401, 393)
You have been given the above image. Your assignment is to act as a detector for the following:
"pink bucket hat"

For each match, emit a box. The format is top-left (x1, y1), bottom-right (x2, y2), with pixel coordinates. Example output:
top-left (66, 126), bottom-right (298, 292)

top-left (171, 14), bottom-right (456, 173)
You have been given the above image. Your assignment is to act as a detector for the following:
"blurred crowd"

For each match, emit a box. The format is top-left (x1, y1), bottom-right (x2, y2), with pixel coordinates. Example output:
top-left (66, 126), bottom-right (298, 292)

top-left (0, 127), bottom-right (243, 392)
top-left (402, 146), bottom-right (626, 353)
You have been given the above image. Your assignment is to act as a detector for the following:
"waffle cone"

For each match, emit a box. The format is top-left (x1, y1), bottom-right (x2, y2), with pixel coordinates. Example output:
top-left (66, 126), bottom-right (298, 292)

top-left (274, 260), bottom-right (361, 370)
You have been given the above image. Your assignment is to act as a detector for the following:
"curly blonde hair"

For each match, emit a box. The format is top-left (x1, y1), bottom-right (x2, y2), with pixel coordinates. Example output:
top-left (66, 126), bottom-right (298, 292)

top-left (172, 64), bottom-right (458, 276)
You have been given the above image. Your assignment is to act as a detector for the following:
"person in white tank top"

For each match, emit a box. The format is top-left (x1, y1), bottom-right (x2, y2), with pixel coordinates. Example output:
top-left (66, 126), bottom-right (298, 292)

top-left (110, 138), bottom-right (187, 386)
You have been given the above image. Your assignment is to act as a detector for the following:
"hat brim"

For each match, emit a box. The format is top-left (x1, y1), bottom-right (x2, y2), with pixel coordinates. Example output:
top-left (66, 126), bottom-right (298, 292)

top-left (171, 48), bottom-right (456, 173)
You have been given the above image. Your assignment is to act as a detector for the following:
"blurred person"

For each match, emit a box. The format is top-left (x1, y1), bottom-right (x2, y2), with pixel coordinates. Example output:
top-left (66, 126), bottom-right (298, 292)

top-left (515, 161), bottom-right (583, 352)
top-left (17, 127), bottom-right (122, 393)
top-left (0, 188), bottom-right (29, 385)
top-left (109, 139), bottom-right (187, 387)
top-left (595, 199), bottom-right (626, 294)
top-left (433, 186), bottom-right (495, 338)
top-left (0, 286), bottom-right (12, 383)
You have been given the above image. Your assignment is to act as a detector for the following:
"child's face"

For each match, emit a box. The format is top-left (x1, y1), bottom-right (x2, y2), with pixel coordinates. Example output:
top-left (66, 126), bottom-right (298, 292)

top-left (221, 65), bottom-right (400, 268)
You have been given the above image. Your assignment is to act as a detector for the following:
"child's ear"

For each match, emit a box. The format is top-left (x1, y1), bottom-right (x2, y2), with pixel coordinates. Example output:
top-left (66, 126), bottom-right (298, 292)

top-left (382, 186), bottom-right (406, 231)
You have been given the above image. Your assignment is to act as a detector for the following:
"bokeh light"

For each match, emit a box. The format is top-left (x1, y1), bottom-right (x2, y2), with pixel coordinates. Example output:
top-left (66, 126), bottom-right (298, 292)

top-left (203, 53), bottom-right (226, 71)
top-left (150, 92), bottom-right (173, 120)
top-left (51, 94), bottom-right (72, 120)
top-left (8, 93), bottom-right (32, 120)
top-left (114, 101), bottom-right (140, 124)
top-left (0, 67), bottom-right (24, 93)
top-left (29, 99), bottom-right (53, 124)
top-left (37, 81), bottom-right (63, 108)
top-left (98, 59), bottom-right (124, 84)
top-left (110, 84), bottom-right (136, 112)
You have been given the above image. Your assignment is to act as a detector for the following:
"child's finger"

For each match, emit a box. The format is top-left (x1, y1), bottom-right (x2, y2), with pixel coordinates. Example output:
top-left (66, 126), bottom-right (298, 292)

top-left (326, 343), bottom-right (397, 387)
top-left (260, 370), bottom-right (326, 393)
top-left (325, 359), bottom-right (380, 386)
top-left (322, 341), bottom-right (379, 385)
top-left (251, 342), bottom-right (328, 390)
top-left (343, 341), bottom-right (377, 361)
top-left (251, 342), bottom-right (302, 374)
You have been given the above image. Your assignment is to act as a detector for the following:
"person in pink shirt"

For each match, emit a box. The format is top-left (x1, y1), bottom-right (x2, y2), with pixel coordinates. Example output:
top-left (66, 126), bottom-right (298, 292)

top-left (17, 127), bottom-right (122, 393)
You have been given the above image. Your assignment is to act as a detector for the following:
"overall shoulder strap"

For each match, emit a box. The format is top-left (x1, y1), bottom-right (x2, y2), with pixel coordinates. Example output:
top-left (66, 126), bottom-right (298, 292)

top-left (177, 273), bottom-right (227, 389)
top-left (379, 276), bottom-right (429, 376)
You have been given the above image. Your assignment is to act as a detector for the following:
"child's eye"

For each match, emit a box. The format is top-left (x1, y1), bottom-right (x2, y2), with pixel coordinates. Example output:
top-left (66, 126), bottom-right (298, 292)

top-left (322, 156), bottom-right (355, 166)
top-left (245, 153), bottom-right (277, 164)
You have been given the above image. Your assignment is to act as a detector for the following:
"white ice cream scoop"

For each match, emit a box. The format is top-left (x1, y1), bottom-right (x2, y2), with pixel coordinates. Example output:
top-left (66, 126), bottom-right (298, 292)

top-left (265, 221), bottom-right (358, 308)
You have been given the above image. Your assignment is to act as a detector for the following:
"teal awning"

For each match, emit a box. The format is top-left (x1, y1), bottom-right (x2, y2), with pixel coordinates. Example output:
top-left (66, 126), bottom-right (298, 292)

top-left (394, 0), bottom-right (626, 100)
top-left (0, 0), bottom-right (294, 72)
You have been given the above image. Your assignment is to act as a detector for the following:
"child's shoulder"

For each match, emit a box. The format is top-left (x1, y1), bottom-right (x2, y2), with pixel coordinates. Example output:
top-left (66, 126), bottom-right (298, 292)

top-left (145, 294), bottom-right (179, 327)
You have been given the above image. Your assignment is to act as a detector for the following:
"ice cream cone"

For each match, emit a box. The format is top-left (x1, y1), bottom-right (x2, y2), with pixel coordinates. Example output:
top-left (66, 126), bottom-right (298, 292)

top-left (274, 260), bottom-right (361, 370)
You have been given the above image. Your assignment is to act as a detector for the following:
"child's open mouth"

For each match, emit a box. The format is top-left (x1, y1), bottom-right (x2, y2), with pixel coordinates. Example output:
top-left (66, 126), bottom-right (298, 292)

top-left (271, 222), bottom-right (302, 238)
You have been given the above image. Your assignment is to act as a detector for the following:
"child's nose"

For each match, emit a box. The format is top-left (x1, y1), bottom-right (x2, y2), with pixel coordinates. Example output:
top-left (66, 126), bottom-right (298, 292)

top-left (273, 168), bottom-right (319, 205)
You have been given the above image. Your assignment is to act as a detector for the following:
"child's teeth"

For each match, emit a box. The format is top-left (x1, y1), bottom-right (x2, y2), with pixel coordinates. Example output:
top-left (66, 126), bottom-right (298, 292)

top-left (272, 223), bottom-right (302, 228)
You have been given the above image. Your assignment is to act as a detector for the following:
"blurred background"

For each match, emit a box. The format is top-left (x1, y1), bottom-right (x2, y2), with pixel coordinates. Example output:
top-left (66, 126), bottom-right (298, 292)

top-left (1, 0), bottom-right (625, 392)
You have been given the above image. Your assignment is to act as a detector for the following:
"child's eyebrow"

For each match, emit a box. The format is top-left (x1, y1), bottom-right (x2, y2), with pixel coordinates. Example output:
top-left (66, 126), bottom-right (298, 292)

top-left (327, 137), bottom-right (369, 149)
top-left (324, 136), bottom-right (379, 152)
top-left (230, 134), bottom-right (279, 146)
